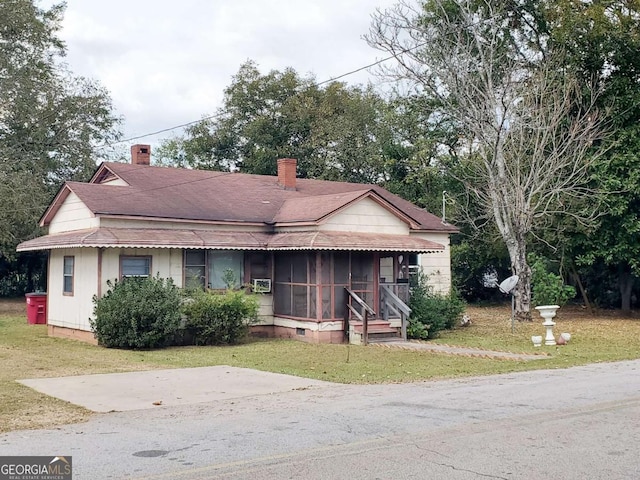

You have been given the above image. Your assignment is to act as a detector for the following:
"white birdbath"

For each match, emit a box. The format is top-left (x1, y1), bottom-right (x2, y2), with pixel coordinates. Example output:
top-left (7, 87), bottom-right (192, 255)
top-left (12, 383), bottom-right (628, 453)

top-left (535, 305), bottom-right (559, 345)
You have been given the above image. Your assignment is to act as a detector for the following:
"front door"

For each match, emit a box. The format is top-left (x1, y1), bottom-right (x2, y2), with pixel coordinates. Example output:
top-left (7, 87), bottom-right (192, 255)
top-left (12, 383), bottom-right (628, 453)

top-left (350, 252), bottom-right (375, 309)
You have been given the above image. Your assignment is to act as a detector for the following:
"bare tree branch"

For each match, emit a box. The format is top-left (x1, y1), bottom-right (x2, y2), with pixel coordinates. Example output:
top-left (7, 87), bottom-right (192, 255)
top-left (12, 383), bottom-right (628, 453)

top-left (366, 0), bottom-right (609, 319)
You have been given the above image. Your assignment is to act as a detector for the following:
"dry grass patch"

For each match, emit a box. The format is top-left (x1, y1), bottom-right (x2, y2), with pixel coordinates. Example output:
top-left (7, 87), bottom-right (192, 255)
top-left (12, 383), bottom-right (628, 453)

top-left (438, 305), bottom-right (640, 364)
top-left (1, 301), bottom-right (640, 433)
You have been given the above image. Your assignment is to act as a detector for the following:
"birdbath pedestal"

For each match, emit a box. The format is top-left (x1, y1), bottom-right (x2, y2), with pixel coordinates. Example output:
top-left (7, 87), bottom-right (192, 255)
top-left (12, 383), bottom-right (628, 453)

top-left (535, 305), bottom-right (559, 346)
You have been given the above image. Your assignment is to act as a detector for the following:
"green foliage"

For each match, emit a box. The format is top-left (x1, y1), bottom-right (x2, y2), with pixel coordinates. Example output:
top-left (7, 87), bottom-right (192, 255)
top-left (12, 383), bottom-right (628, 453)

top-left (451, 239), bottom-right (512, 302)
top-left (529, 255), bottom-right (576, 307)
top-left (0, 0), bottom-right (120, 295)
top-left (156, 61), bottom-right (391, 184)
top-left (408, 274), bottom-right (466, 339)
top-left (539, 0), bottom-right (640, 311)
top-left (222, 268), bottom-right (238, 290)
top-left (182, 289), bottom-right (259, 345)
top-left (91, 276), bottom-right (182, 349)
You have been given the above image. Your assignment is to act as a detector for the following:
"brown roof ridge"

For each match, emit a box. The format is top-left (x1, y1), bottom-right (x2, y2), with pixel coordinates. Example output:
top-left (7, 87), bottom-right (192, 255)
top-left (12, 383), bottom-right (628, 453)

top-left (101, 161), bottom-right (386, 189)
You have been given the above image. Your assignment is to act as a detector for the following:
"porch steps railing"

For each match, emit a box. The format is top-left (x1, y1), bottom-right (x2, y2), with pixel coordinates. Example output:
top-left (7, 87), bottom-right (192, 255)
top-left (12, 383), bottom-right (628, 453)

top-left (344, 288), bottom-right (376, 345)
top-left (344, 286), bottom-right (412, 345)
top-left (380, 284), bottom-right (412, 341)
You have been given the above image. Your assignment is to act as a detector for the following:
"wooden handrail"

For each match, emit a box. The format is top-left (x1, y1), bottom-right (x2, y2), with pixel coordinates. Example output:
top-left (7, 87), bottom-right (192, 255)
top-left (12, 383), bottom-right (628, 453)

top-left (345, 288), bottom-right (376, 345)
top-left (345, 288), bottom-right (375, 315)
top-left (380, 284), bottom-right (412, 341)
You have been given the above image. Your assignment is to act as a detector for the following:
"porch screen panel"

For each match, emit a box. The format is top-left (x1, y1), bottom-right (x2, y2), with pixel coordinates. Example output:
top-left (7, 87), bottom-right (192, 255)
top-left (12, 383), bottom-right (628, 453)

top-left (351, 252), bottom-right (374, 306)
top-left (322, 286), bottom-right (332, 319)
top-left (334, 252), bottom-right (349, 284)
top-left (334, 286), bottom-right (346, 319)
top-left (292, 285), bottom-right (308, 317)
top-left (291, 252), bottom-right (307, 283)
top-left (331, 252), bottom-right (350, 320)
top-left (274, 284), bottom-right (292, 316)
top-left (273, 252), bottom-right (317, 320)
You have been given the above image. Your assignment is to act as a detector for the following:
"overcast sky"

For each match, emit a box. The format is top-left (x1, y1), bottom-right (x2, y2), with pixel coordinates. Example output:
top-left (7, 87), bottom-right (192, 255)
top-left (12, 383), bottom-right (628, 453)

top-left (45, 0), bottom-right (399, 149)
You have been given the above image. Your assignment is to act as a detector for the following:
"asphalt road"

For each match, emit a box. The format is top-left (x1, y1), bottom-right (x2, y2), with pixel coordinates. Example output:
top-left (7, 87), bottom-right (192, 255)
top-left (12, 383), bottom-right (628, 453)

top-left (2, 360), bottom-right (639, 479)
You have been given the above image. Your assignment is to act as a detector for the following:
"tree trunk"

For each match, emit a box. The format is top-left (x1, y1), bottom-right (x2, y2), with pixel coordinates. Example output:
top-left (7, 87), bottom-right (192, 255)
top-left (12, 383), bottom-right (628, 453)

top-left (571, 267), bottom-right (593, 316)
top-left (507, 238), bottom-right (532, 321)
top-left (618, 264), bottom-right (634, 314)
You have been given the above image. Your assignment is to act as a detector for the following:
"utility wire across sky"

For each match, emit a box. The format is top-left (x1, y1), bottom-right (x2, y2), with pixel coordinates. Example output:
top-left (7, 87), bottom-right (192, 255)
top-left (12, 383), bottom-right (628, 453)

top-left (97, 44), bottom-right (425, 149)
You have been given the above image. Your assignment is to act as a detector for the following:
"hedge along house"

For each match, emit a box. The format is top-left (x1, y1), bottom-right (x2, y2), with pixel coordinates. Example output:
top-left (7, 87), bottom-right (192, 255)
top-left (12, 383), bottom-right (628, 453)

top-left (17, 145), bottom-right (458, 345)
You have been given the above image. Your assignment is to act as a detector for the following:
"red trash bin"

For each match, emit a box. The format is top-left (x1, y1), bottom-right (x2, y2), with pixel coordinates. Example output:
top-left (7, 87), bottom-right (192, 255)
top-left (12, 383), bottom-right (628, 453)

top-left (25, 293), bottom-right (47, 325)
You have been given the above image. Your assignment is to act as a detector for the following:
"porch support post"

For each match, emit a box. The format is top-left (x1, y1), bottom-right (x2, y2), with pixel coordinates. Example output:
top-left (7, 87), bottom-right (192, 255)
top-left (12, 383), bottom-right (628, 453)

top-left (362, 309), bottom-right (368, 346)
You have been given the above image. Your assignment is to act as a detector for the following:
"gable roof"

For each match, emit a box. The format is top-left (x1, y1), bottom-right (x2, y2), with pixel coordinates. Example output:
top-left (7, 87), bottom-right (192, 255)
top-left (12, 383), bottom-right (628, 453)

top-left (40, 162), bottom-right (458, 232)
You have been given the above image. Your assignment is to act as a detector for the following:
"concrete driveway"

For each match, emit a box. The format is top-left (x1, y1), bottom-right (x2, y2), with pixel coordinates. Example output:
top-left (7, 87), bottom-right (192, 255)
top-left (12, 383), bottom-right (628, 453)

top-left (19, 366), bottom-right (332, 412)
top-left (6, 360), bottom-right (640, 479)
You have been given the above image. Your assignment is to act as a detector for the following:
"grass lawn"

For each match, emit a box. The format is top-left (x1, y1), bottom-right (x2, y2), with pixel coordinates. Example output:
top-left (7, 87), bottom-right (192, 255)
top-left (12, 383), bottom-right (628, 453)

top-left (1, 298), bottom-right (639, 433)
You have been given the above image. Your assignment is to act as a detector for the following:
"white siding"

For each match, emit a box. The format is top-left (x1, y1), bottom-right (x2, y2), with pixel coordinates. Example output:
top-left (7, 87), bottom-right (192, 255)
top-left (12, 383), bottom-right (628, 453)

top-left (48, 192), bottom-right (99, 234)
top-left (255, 294), bottom-right (274, 325)
top-left (48, 248), bottom-right (98, 331)
top-left (319, 197), bottom-right (409, 234)
top-left (100, 248), bottom-right (183, 291)
top-left (412, 232), bottom-right (452, 294)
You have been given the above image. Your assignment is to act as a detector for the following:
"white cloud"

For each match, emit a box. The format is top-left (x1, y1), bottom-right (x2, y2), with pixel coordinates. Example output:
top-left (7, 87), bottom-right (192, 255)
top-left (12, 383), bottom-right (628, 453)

top-left (45, 0), bottom-right (398, 143)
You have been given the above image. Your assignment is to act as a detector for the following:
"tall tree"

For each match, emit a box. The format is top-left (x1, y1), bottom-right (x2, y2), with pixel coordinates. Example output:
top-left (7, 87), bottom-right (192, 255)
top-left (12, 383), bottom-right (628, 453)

top-left (156, 61), bottom-right (391, 183)
top-left (0, 0), bottom-right (121, 293)
top-left (367, 0), bottom-right (607, 320)
top-left (542, 0), bottom-right (640, 312)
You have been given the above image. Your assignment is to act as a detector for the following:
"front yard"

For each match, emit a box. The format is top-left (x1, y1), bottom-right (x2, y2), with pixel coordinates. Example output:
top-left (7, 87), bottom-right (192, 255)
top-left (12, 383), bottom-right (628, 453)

top-left (1, 299), bottom-right (639, 433)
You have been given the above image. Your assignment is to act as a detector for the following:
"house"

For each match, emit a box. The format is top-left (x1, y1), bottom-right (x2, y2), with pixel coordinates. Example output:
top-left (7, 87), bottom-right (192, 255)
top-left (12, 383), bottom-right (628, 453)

top-left (17, 145), bottom-right (458, 344)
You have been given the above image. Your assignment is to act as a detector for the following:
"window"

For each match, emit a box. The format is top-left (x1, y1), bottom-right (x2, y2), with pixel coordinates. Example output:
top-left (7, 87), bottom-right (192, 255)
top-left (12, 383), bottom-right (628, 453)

top-left (184, 250), bottom-right (206, 289)
top-left (184, 250), bottom-right (244, 289)
top-left (120, 256), bottom-right (151, 278)
top-left (63, 256), bottom-right (74, 295)
top-left (209, 251), bottom-right (243, 289)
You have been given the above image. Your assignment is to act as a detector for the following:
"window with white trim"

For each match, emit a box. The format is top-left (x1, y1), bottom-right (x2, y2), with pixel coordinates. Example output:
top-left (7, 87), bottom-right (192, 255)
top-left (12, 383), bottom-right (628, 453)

top-left (63, 256), bottom-right (74, 295)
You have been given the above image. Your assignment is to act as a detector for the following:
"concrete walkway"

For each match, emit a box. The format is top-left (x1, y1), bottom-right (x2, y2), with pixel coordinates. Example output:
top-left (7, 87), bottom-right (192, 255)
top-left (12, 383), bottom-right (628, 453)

top-left (372, 339), bottom-right (550, 360)
top-left (18, 346), bottom-right (546, 414)
top-left (19, 366), bottom-right (332, 413)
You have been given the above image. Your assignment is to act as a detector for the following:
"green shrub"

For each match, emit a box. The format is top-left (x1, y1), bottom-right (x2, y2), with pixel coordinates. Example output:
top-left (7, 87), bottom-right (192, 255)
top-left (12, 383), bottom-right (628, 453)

top-left (91, 276), bottom-right (182, 349)
top-left (530, 255), bottom-right (576, 307)
top-left (182, 289), bottom-right (259, 345)
top-left (408, 274), bottom-right (466, 339)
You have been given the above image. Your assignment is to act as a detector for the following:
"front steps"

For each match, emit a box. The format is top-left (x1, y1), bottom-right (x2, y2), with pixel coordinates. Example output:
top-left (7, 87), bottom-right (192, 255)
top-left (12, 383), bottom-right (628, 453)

top-left (349, 319), bottom-right (401, 345)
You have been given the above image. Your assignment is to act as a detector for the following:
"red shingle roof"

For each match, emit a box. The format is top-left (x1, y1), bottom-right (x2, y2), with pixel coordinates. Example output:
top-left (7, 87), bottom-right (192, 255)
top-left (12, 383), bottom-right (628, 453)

top-left (40, 162), bottom-right (457, 232)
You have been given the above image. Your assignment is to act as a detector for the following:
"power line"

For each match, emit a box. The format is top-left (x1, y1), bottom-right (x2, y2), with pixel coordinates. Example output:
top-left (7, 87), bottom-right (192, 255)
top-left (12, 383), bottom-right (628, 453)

top-left (2, 46), bottom-right (430, 217)
top-left (97, 45), bottom-right (425, 149)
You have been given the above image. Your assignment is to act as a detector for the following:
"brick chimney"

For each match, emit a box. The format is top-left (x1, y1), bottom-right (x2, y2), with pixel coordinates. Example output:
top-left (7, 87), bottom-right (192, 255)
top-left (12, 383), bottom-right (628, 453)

top-left (131, 144), bottom-right (151, 165)
top-left (277, 158), bottom-right (297, 190)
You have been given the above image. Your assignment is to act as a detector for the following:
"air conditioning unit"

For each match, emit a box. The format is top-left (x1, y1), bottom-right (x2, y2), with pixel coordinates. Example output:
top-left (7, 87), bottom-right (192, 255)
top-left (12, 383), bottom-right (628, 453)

top-left (252, 278), bottom-right (272, 293)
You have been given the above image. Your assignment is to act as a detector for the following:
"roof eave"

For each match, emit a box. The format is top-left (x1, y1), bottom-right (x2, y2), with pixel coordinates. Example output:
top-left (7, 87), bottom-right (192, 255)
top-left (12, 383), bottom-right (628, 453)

top-left (39, 184), bottom-right (71, 227)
